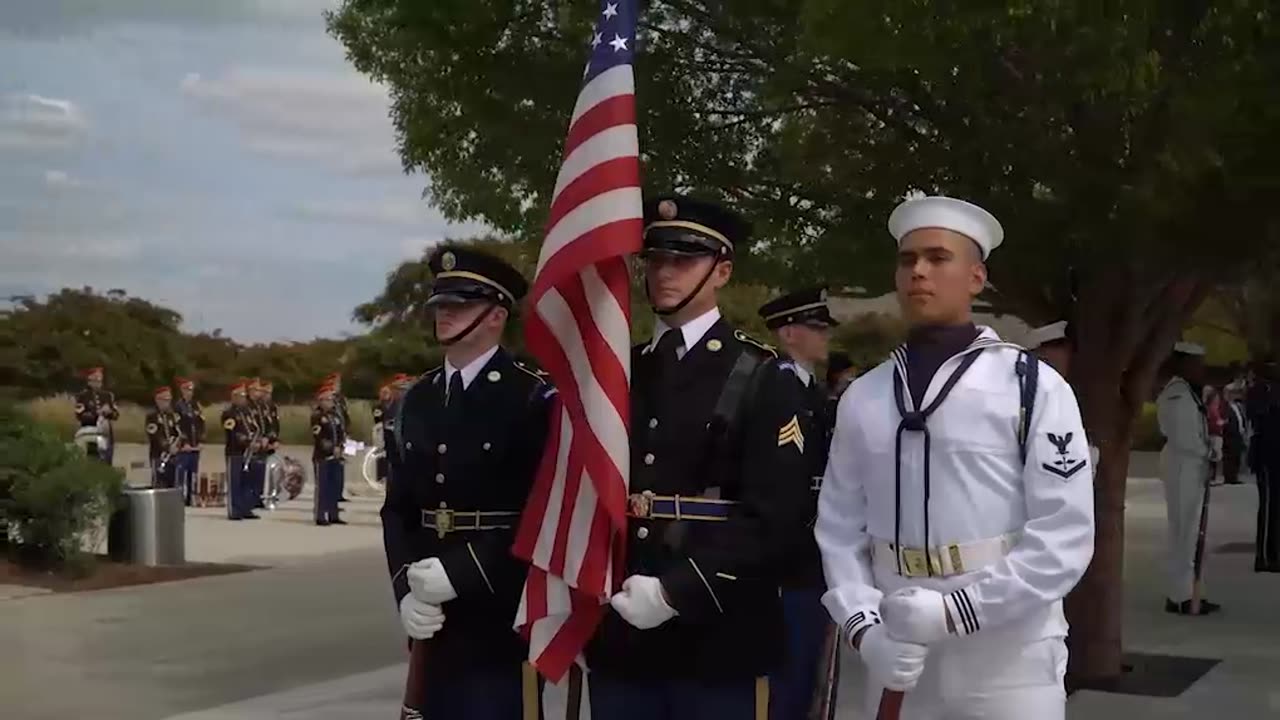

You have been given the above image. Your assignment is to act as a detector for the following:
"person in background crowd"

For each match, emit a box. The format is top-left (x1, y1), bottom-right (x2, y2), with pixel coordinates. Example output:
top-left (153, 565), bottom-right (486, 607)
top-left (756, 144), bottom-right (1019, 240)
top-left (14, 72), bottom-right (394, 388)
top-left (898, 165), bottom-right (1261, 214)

top-left (826, 352), bottom-right (857, 399)
top-left (74, 366), bottom-right (119, 464)
top-left (1222, 380), bottom-right (1249, 485)
top-left (145, 386), bottom-right (182, 489)
top-left (221, 381), bottom-right (258, 521)
top-left (1247, 360), bottom-right (1280, 573)
top-left (245, 378), bottom-right (270, 509)
top-left (373, 380), bottom-right (394, 486)
top-left (1205, 384), bottom-right (1226, 485)
top-left (311, 383), bottom-right (347, 527)
top-left (1027, 319), bottom-right (1100, 467)
top-left (173, 378), bottom-right (205, 506)
top-left (757, 287), bottom-right (841, 720)
top-left (1156, 341), bottom-right (1220, 614)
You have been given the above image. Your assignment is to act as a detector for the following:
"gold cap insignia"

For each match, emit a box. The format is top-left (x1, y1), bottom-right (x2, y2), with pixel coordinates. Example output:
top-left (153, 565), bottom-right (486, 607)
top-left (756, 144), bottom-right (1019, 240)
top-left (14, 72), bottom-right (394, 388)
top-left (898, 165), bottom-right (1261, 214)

top-left (657, 199), bottom-right (678, 220)
top-left (487, 370), bottom-right (502, 382)
top-left (441, 251), bottom-right (456, 271)
top-left (707, 339), bottom-right (723, 352)
top-left (146, 423), bottom-right (158, 434)
top-left (223, 418), bottom-right (236, 430)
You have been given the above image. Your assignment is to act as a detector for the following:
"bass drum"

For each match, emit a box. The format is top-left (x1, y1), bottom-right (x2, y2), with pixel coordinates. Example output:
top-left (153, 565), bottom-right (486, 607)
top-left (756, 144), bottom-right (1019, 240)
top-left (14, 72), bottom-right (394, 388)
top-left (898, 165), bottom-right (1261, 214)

top-left (263, 455), bottom-right (307, 509)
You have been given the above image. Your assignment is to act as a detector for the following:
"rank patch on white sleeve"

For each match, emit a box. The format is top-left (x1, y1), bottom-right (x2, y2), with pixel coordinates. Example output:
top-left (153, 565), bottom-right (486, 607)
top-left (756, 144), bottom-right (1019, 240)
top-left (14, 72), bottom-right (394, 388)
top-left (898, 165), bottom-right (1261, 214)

top-left (1043, 431), bottom-right (1087, 480)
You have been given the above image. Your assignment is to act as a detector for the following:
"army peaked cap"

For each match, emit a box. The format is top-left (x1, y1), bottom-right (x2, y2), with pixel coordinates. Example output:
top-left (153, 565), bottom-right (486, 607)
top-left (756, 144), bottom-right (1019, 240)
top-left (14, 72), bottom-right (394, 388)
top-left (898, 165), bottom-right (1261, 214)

top-left (641, 194), bottom-right (750, 259)
top-left (427, 245), bottom-right (529, 308)
top-left (757, 287), bottom-right (839, 330)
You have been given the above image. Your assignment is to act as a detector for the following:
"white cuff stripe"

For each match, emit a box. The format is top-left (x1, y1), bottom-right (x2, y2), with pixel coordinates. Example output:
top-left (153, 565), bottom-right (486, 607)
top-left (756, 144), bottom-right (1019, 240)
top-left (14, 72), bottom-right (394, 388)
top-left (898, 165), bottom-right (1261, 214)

top-left (842, 608), bottom-right (882, 645)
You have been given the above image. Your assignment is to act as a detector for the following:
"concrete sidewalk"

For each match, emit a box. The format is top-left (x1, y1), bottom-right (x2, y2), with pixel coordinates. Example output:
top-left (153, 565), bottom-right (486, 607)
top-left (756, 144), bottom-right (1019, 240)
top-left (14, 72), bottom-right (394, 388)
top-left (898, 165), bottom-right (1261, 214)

top-left (3, 462), bottom-right (1278, 720)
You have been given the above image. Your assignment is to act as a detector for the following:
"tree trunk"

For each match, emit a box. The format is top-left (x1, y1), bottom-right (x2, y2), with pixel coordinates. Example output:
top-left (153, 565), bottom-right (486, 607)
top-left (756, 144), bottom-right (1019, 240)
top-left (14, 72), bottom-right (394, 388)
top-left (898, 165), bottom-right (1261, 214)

top-left (1063, 272), bottom-right (1208, 684)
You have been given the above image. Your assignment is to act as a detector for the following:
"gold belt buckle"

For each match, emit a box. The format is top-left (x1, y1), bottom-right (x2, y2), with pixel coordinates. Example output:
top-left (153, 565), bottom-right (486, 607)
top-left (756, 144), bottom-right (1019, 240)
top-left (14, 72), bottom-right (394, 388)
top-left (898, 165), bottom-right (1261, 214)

top-left (434, 508), bottom-right (455, 539)
top-left (627, 490), bottom-right (655, 519)
top-left (947, 544), bottom-right (964, 574)
top-left (900, 548), bottom-right (928, 577)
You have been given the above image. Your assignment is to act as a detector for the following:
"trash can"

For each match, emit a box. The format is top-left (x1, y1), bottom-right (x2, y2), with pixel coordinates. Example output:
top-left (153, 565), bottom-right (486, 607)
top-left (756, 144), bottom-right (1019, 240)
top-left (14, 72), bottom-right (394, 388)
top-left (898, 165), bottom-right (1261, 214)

top-left (107, 487), bottom-right (185, 566)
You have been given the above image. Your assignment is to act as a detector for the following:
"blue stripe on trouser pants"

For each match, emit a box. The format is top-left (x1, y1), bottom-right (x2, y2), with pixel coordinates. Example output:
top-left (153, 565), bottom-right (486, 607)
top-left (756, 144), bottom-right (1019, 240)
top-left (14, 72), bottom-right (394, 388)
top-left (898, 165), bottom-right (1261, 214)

top-left (422, 664), bottom-right (540, 720)
top-left (770, 588), bottom-right (828, 720)
top-left (589, 675), bottom-right (764, 720)
top-left (225, 456), bottom-right (245, 519)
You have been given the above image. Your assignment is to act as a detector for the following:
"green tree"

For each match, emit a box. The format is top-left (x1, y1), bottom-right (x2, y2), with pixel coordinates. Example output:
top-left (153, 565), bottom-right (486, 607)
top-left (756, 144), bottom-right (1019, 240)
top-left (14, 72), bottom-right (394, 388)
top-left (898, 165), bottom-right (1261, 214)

top-left (329, 0), bottom-right (1280, 679)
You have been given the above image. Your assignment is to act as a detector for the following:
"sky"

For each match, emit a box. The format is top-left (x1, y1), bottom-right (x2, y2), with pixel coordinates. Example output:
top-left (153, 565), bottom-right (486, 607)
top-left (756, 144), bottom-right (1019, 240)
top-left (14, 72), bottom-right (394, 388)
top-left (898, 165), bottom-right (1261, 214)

top-left (0, 0), bottom-right (485, 343)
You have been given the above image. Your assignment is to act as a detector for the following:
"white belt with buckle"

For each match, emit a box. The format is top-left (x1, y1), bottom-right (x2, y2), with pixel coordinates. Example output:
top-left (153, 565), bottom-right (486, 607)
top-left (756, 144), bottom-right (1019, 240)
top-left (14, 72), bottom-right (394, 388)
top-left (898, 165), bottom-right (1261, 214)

top-left (872, 532), bottom-right (1021, 578)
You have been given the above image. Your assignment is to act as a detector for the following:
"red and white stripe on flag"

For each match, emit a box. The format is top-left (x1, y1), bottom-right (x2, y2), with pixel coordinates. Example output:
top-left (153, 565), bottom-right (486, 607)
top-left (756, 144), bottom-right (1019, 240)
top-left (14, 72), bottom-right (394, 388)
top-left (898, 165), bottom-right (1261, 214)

top-left (512, 0), bottom-right (642, 684)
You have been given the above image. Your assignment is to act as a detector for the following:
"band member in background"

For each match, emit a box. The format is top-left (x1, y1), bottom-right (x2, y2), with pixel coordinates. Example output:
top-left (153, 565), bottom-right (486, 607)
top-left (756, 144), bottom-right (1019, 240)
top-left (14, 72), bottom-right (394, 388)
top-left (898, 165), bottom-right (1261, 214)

top-left (817, 196), bottom-right (1094, 719)
top-left (246, 378), bottom-right (270, 509)
top-left (145, 386), bottom-right (182, 489)
top-left (173, 377), bottom-right (205, 506)
top-left (757, 287), bottom-right (841, 720)
top-left (383, 246), bottom-right (554, 718)
top-left (326, 372), bottom-right (352, 427)
top-left (585, 196), bottom-right (810, 719)
top-left (262, 380), bottom-right (281, 452)
top-left (312, 383), bottom-right (347, 526)
top-left (1156, 341), bottom-right (1220, 614)
top-left (374, 380), bottom-right (393, 484)
top-left (74, 366), bottom-right (119, 463)
top-left (221, 382), bottom-right (258, 521)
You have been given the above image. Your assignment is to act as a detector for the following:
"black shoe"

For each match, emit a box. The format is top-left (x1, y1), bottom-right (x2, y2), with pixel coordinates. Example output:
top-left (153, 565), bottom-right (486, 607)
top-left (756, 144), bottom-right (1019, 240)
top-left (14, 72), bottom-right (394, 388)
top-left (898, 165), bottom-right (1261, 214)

top-left (244, 512), bottom-right (261, 520)
top-left (1165, 598), bottom-right (1220, 615)
top-left (339, 497), bottom-right (349, 503)
top-left (329, 518), bottom-right (349, 526)
top-left (254, 501), bottom-right (266, 509)
top-left (229, 516), bottom-right (243, 522)
top-left (315, 519), bottom-right (330, 526)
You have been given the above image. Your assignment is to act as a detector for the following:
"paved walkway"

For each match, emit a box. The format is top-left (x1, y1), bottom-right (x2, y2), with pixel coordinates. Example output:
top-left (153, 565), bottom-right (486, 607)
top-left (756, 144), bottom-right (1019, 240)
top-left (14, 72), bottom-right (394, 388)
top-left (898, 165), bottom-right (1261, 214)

top-left (3, 460), bottom-right (1278, 719)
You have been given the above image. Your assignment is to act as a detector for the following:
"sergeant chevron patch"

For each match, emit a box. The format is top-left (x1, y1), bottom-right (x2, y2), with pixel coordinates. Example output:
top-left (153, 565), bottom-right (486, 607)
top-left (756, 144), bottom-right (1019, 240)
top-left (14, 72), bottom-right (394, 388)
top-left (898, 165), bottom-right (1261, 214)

top-left (778, 415), bottom-right (805, 453)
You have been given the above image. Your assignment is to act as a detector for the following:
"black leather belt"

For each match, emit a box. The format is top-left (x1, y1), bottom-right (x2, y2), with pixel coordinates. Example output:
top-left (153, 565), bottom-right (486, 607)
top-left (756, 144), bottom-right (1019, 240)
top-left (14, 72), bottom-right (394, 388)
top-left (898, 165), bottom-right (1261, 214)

top-left (420, 508), bottom-right (520, 538)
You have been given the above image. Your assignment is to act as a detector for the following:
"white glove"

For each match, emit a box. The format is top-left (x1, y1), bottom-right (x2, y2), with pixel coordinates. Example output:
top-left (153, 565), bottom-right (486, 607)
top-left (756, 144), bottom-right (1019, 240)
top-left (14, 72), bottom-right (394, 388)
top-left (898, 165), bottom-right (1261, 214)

top-left (407, 557), bottom-right (458, 604)
top-left (856, 624), bottom-right (929, 691)
top-left (399, 595), bottom-right (445, 640)
top-left (880, 587), bottom-right (950, 645)
top-left (609, 575), bottom-right (678, 630)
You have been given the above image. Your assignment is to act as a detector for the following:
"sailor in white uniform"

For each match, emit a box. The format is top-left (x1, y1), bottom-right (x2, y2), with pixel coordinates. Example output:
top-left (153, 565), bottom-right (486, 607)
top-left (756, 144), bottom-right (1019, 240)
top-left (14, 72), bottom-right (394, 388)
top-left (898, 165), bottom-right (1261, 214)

top-left (1027, 320), bottom-right (1101, 468)
top-left (1155, 341), bottom-right (1220, 615)
top-left (815, 196), bottom-right (1096, 720)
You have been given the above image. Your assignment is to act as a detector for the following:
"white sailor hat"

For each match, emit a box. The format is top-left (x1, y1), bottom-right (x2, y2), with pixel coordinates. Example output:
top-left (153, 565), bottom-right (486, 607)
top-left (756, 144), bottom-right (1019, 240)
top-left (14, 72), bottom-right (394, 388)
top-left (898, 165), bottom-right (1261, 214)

top-left (1026, 320), bottom-right (1069, 350)
top-left (1173, 341), bottom-right (1206, 356)
top-left (888, 196), bottom-right (1005, 260)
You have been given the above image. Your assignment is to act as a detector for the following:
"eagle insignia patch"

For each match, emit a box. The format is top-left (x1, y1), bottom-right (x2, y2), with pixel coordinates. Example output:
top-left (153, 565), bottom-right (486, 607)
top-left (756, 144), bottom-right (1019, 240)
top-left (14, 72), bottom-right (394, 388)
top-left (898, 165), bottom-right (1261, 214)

top-left (778, 415), bottom-right (805, 453)
top-left (1042, 431), bottom-right (1086, 480)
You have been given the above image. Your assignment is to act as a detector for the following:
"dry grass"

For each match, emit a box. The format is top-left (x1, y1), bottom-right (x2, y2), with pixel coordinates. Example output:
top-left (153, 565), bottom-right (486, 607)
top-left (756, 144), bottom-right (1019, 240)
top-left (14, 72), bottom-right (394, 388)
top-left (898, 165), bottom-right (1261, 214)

top-left (24, 395), bottom-right (376, 446)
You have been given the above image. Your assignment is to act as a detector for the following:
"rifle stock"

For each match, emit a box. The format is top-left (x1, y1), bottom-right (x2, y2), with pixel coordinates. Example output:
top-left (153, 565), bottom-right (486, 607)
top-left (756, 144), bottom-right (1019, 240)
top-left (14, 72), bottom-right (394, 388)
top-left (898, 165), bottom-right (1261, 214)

top-left (399, 639), bottom-right (429, 719)
top-left (876, 689), bottom-right (904, 720)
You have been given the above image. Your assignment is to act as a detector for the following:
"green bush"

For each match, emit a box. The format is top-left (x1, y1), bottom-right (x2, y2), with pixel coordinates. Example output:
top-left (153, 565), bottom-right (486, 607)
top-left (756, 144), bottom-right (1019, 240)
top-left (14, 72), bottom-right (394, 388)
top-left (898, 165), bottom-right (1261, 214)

top-left (0, 403), bottom-right (125, 571)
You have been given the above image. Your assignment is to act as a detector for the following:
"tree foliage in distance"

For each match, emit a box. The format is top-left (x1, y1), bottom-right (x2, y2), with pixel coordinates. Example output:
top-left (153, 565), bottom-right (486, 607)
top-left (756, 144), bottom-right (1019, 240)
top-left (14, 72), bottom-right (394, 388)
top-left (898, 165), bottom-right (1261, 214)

top-left (0, 289), bottom-right (425, 402)
top-left (328, 0), bottom-right (1280, 679)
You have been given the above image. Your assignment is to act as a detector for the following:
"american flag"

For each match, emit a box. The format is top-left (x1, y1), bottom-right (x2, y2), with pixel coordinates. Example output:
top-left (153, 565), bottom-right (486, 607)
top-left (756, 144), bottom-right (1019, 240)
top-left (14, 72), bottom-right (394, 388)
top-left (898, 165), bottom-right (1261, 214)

top-left (512, 0), bottom-right (641, 683)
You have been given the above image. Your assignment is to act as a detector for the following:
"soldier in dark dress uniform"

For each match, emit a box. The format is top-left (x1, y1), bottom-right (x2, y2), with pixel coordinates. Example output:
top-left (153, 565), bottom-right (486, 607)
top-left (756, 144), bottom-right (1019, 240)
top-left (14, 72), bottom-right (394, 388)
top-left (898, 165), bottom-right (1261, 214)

top-left (584, 195), bottom-right (811, 720)
top-left (73, 366), bottom-right (119, 463)
top-left (245, 378), bottom-right (270, 509)
top-left (312, 383), bottom-right (347, 526)
top-left (221, 381), bottom-right (258, 521)
top-left (382, 246), bottom-right (554, 720)
top-left (757, 288), bottom-right (841, 720)
top-left (1247, 363), bottom-right (1280, 572)
top-left (173, 378), bottom-right (205, 506)
top-left (324, 372), bottom-right (353, 502)
top-left (144, 386), bottom-right (183, 489)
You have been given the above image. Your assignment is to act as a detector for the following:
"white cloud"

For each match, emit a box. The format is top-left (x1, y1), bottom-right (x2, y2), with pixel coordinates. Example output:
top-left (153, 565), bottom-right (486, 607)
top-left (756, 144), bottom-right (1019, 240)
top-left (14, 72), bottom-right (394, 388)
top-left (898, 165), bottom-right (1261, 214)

top-left (180, 66), bottom-right (402, 175)
top-left (43, 169), bottom-right (83, 189)
top-left (0, 93), bottom-right (89, 151)
top-left (291, 198), bottom-right (442, 229)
